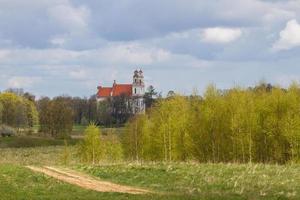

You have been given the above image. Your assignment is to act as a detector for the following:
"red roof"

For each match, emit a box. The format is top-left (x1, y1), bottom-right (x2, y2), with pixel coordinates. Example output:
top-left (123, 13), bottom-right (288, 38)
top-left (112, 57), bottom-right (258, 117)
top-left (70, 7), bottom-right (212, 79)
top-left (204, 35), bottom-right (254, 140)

top-left (97, 87), bottom-right (112, 97)
top-left (112, 84), bottom-right (132, 96)
top-left (97, 83), bottom-right (132, 98)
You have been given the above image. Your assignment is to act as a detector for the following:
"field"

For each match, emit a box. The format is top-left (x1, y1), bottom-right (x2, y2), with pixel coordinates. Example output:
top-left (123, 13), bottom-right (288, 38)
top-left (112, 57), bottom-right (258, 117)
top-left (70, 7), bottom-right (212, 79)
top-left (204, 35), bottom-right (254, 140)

top-left (1, 136), bottom-right (300, 200)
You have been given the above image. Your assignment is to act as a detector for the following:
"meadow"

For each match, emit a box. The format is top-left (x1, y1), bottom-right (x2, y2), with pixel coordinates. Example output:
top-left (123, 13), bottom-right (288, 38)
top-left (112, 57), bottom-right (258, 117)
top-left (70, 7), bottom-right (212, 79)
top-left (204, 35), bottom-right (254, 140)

top-left (1, 135), bottom-right (300, 200)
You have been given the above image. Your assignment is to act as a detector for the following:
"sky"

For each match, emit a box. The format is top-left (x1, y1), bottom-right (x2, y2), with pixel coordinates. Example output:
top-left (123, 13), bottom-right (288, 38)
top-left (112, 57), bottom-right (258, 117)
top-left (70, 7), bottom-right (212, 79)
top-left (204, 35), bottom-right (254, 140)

top-left (0, 0), bottom-right (300, 97)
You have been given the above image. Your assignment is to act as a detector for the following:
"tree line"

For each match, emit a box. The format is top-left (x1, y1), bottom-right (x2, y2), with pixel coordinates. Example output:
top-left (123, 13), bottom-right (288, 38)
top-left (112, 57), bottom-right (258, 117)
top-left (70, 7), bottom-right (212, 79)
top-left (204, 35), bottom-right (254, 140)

top-left (0, 86), bottom-right (158, 137)
top-left (123, 83), bottom-right (300, 164)
top-left (0, 91), bottom-right (38, 130)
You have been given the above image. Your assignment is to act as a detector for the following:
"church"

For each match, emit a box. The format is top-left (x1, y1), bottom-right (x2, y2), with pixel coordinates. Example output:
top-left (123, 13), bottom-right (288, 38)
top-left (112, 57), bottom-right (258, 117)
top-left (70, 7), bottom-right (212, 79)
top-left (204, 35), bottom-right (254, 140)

top-left (97, 70), bottom-right (145, 114)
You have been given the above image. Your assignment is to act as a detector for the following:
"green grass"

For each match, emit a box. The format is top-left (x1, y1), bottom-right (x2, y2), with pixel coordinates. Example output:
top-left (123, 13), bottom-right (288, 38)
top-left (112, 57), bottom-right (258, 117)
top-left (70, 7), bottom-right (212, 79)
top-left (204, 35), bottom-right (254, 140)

top-left (72, 125), bottom-right (87, 135)
top-left (72, 125), bottom-right (125, 136)
top-left (0, 164), bottom-right (205, 200)
top-left (1, 137), bottom-right (300, 199)
top-left (0, 164), bottom-right (171, 200)
top-left (2, 144), bottom-right (300, 199)
top-left (0, 136), bottom-right (80, 148)
top-left (0, 146), bottom-right (78, 166)
top-left (76, 163), bottom-right (300, 200)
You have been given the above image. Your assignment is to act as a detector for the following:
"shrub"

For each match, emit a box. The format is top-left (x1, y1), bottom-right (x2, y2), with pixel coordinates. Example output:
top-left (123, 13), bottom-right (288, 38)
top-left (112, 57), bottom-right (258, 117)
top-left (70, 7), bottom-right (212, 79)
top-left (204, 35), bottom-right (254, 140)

top-left (0, 125), bottom-right (16, 137)
top-left (77, 125), bottom-right (124, 164)
top-left (77, 124), bottom-right (102, 164)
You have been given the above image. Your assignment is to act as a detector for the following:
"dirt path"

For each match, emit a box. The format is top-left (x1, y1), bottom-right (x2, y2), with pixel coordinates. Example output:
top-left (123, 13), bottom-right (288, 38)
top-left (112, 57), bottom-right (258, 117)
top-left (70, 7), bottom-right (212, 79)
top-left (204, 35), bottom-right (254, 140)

top-left (26, 166), bottom-right (151, 194)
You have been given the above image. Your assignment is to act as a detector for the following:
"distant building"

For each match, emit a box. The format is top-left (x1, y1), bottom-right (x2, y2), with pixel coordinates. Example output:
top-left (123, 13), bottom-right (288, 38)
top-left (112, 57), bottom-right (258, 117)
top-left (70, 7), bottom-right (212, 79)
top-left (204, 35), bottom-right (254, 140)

top-left (97, 69), bottom-right (145, 114)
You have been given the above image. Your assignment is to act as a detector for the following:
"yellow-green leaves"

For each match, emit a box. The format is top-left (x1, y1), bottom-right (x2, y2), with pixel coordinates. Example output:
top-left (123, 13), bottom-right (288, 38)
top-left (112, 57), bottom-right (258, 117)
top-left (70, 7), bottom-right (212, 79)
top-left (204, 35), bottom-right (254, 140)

top-left (79, 124), bottom-right (102, 164)
top-left (123, 83), bottom-right (300, 164)
top-left (0, 92), bottom-right (38, 128)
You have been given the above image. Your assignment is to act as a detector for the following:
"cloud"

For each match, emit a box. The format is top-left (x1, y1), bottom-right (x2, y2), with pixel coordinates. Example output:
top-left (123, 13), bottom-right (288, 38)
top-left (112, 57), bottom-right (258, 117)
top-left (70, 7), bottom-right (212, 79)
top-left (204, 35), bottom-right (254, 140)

top-left (272, 19), bottom-right (300, 51)
top-left (7, 76), bottom-right (41, 88)
top-left (50, 36), bottom-right (67, 46)
top-left (97, 43), bottom-right (171, 65)
top-left (201, 27), bottom-right (242, 44)
top-left (0, 49), bottom-right (10, 59)
top-left (0, 0), bottom-right (300, 96)
top-left (47, 2), bottom-right (90, 35)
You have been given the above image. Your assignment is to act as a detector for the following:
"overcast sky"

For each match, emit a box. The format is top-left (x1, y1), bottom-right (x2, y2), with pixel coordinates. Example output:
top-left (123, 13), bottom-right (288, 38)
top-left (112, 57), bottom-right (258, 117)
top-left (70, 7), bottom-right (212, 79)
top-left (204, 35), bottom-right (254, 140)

top-left (0, 0), bottom-right (300, 97)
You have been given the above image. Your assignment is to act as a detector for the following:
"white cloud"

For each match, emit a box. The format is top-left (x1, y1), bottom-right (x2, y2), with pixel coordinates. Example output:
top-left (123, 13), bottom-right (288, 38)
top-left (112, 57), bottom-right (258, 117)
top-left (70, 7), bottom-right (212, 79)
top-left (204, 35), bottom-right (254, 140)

top-left (48, 2), bottom-right (90, 34)
top-left (7, 76), bottom-right (41, 88)
top-left (272, 19), bottom-right (300, 51)
top-left (201, 27), bottom-right (242, 44)
top-left (0, 49), bottom-right (10, 59)
top-left (0, 44), bottom-right (171, 66)
top-left (96, 43), bottom-right (171, 65)
top-left (50, 36), bottom-right (67, 46)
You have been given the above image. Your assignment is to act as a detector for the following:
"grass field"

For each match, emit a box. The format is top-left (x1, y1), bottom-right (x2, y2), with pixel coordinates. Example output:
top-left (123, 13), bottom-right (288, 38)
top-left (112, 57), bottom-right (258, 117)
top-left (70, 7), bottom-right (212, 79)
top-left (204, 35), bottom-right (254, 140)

top-left (0, 136), bottom-right (80, 148)
top-left (0, 165), bottom-right (164, 200)
top-left (73, 125), bottom-right (125, 134)
top-left (76, 163), bottom-right (300, 200)
top-left (1, 137), bottom-right (300, 200)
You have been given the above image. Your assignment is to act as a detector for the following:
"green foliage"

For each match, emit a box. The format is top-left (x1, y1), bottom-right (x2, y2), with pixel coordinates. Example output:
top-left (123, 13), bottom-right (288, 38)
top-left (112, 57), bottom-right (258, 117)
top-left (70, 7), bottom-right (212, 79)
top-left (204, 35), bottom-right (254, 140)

top-left (144, 85), bottom-right (158, 108)
top-left (38, 97), bottom-right (73, 138)
top-left (78, 124), bottom-right (102, 164)
top-left (123, 83), bottom-right (300, 164)
top-left (78, 124), bottom-right (124, 164)
top-left (0, 136), bottom-right (80, 148)
top-left (102, 132), bottom-right (124, 162)
top-left (0, 102), bottom-right (3, 124)
top-left (0, 92), bottom-right (38, 128)
top-left (97, 100), bottom-right (114, 125)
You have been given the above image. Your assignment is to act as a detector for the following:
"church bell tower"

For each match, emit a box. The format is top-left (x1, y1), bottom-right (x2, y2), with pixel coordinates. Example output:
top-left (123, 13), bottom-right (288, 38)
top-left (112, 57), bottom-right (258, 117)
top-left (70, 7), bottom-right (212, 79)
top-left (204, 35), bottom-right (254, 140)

top-left (132, 69), bottom-right (145, 113)
top-left (132, 69), bottom-right (144, 96)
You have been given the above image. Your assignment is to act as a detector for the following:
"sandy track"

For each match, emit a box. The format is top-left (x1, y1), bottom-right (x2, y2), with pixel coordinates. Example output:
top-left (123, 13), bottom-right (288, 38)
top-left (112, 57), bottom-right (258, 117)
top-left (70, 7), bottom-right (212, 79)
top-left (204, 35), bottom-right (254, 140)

top-left (26, 166), bottom-right (150, 194)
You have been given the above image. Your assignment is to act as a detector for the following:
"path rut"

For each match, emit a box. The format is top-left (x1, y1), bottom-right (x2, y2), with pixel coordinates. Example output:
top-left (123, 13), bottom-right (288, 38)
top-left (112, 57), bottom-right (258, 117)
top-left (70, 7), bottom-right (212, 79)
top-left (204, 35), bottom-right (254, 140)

top-left (26, 166), bottom-right (151, 194)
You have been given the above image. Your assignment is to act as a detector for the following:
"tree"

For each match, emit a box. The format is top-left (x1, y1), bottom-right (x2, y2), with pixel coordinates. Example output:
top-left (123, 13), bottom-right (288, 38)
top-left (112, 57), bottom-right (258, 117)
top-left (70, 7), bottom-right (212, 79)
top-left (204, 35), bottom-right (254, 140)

top-left (37, 97), bottom-right (51, 134)
top-left (0, 102), bottom-right (2, 125)
top-left (122, 82), bottom-right (300, 164)
top-left (282, 83), bottom-right (300, 162)
top-left (97, 99), bottom-right (113, 126)
top-left (15, 102), bottom-right (28, 130)
top-left (110, 94), bottom-right (132, 125)
top-left (38, 96), bottom-right (73, 138)
top-left (0, 92), bottom-right (37, 128)
top-left (144, 85), bottom-right (157, 108)
top-left (78, 124), bottom-right (102, 164)
top-left (123, 115), bottom-right (147, 161)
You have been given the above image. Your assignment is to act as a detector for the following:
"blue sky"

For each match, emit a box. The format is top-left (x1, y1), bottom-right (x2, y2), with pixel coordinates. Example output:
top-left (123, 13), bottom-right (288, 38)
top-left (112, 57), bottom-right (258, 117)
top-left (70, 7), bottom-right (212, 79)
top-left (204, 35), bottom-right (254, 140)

top-left (0, 0), bottom-right (300, 97)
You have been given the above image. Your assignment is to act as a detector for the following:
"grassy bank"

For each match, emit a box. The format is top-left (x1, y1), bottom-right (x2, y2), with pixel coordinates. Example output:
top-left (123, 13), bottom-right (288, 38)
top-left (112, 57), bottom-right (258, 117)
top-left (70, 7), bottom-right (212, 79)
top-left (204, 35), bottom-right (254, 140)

top-left (76, 163), bottom-right (300, 200)
top-left (0, 136), bottom-right (80, 148)
top-left (0, 165), bottom-right (166, 200)
top-left (0, 146), bottom-right (78, 166)
top-left (3, 163), bottom-right (300, 200)
top-left (1, 137), bottom-right (300, 199)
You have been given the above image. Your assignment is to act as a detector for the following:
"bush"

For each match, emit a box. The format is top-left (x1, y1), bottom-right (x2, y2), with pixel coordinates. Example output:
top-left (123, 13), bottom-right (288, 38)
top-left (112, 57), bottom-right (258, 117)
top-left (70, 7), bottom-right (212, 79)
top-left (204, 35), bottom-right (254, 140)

top-left (77, 124), bottom-right (102, 164)
top-left (77, 124), bottom-right (124, 164)
top-left (0, 125), bottom-right (16, 137)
